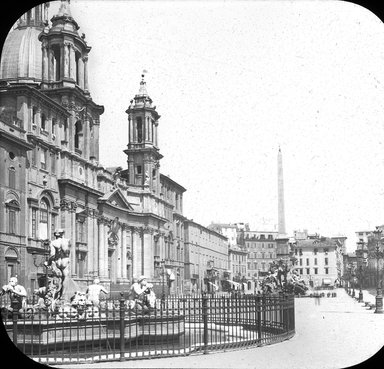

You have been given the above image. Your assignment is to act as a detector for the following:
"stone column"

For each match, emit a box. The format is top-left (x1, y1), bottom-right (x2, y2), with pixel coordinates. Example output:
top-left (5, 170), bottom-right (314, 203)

top-left (87, 209), bottom-right (94, 277)
top-left (148, 117), bottom-right (152, 143)
top-left (69, 44), bottom-right (76, 80)
top-left (122, 225), bottom-right (127, 280)
top-left (115, 223), bottom-right (122, 280)
top-left (78, 57), bottom-right (84, 89)
top-left (41, 40), bottom-right (48, 83)
top-left (132, 227), bottom-right (142, 278)
top-left (92, 120), bottom-right (100, 161)
top-left (143, 228), bottom-right (152, 278)
top-left (70, 203), bottom-right (77, 277)
top-left (104, 222), bottom-right (109, 279)
top-left (98, 217), bottom-right (106, 278)
top-left (48, 48), bottom-right (54, 82)
top-left (154, 122), bottom-right (158, 147)
top-left (59, 44), bottom-right (65, 80)
top-left (145, 116), bottom-right (149, 142)
top-left (128, 116), bottom-right (132, 144)
top-left (36, 108), bottom-right (41, 129)
top-left (63, 42), bottom-right (70, 79)
top-left (93, 213), bottom-right (99, 276)
top-left (83, 56), bottom-right (89, 91)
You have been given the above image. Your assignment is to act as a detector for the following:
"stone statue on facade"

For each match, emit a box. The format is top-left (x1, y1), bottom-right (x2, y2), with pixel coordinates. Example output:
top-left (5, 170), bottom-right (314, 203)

top-left (107, 217), bottom-right (120, 247)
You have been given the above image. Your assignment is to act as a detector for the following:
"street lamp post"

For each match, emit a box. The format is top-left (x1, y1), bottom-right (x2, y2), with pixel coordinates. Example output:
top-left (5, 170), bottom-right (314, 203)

top-left (356, 240), bottom-right (368, 303)
top-left (372, 227), bottom-right (383, 314)
top-left (357, 265), bottom-right (364, 303)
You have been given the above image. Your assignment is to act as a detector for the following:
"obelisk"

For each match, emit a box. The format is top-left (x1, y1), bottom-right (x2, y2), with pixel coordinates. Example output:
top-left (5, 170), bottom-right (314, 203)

top-left (277, 146), bottom-right (286, 236)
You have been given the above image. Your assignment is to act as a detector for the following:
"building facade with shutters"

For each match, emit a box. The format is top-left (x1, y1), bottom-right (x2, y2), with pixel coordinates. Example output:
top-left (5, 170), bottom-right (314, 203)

top-left (184, 220), bottom-right (228, 293)
top-left (291, 232), bottom-right (345, 288)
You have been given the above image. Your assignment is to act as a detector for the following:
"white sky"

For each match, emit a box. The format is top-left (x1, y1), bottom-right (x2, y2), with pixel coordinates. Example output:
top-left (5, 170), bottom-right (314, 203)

top-left (45, 0), bottom-right (384, 251)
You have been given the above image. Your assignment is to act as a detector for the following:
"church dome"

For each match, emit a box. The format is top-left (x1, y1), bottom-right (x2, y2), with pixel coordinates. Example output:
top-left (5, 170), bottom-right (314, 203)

top-left (0, 26), bottom-right (43, 83)
top-left (0, 3), bottom-right (50, 84)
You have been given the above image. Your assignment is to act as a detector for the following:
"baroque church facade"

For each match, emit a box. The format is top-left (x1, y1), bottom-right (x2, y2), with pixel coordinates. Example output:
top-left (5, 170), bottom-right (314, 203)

top-left (0, 2), bottom-right (187, 296)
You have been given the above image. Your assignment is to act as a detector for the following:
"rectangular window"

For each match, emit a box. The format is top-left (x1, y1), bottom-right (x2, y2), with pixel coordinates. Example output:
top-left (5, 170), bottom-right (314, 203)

top-left (314, 268), bottom-right (318, 275)
top-left (314, 248), bottom-right (318, 255)
top-left (32, 208), bottom-right (37, 238)
top-left (299, 258), bottom-right (303, 266)
top-left (136, 165), bottom-right (142, 175)
top-left (306, 258), bottom-right (309, 266)
top-left (40, 149), bottom-right (47, 170)
top-left (325, 257), bottom-right (328, 265)
top-left (76, 251), bottom-right (87, 278)
top-left (77, 220), bottom-right (84, 243)
top-left (51, 154), bottom-right (56, 174)
top-left (9, 208), bottom-right (16, 234)
top-left (9, 168), bottom-right (15, 189)
top-left (325, 267), bottom-right (329, 274)
top-left (32, 147), bottom-right (37, 166)
top-left (300, 268), bottom-right (303, 275)
top-left (52, 118), bottom-right (56, 134)
top-left (306, 268), bottom-right (310, 275)
top-left (314, 258), bottom-right (317, 265)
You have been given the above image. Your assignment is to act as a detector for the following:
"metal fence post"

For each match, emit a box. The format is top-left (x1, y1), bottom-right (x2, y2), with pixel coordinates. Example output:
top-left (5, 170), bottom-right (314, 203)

top-left (202, 292), bottom-right (209, 354)
top-left (257, 295), bottom-right (262, 341)
top-left (11, 295), bottom-right (19, 345)
top-left (119, 292), bottom-right (125, 361)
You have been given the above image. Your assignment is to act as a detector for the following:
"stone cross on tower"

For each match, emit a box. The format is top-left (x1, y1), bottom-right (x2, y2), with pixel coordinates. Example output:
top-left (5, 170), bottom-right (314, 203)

top-left (277, 146), bottom-right (286, 236)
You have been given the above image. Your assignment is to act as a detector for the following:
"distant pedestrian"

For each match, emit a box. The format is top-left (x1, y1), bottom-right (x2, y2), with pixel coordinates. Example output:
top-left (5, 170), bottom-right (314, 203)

top-left (314, 293), bottom-right (321, 306)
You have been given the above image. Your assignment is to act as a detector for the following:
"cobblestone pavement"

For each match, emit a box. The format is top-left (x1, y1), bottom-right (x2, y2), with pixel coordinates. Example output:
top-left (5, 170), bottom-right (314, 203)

top-left (51, 289), bottom-right (383, 369)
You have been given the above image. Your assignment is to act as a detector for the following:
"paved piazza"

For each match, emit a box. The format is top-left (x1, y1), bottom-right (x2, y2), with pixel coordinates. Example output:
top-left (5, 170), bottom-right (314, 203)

top-left (55, 288), bottom-right (383, 369)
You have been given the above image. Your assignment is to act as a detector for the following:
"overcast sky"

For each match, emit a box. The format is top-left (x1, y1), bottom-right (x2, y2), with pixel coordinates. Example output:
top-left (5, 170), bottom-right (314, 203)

top-left (42, 0), bottom-right (384, 251)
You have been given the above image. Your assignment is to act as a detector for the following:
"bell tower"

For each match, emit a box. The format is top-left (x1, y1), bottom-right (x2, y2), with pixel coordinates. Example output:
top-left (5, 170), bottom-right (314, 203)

top-left (124, 74), bottom-right (162, 194)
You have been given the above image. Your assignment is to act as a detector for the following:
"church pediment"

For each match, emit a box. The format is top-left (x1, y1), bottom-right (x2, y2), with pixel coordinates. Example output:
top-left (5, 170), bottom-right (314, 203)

top-left (98, 188), bottom-right (134, 211)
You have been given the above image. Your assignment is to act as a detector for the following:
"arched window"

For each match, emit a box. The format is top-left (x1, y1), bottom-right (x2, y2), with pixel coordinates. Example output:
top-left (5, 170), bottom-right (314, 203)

top-left (5, 248), bottom-right (19, 283)
top-left (75, 120), bottom-right (82, 150)
top-left (39, 198), bottom-right (49, 239)
top-left (52, 44), bottom-right (61, 81)
top-left (136, 117), bottom-right (143, 143)
top-left (5, 199), bottom-right (20, 235)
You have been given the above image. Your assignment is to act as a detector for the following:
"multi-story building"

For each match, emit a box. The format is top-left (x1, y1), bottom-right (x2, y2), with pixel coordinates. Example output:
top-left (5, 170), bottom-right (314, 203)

top-left (228, 245), bottom-right (248, 289)
top-left (208, 222), bottom-right (248, 247)
top-left (244, 231), bottom-right (278, 278)
top-left (292, 234), bottom-right (344, 288)
top-left (184, 220), bottom-right (228, 293)
top-left (0, 2), bottom-right (187, 295)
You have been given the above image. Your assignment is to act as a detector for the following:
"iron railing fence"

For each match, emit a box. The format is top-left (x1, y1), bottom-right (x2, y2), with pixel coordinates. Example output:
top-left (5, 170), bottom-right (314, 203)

top-left (1, 293), bottom-right (295, 366)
